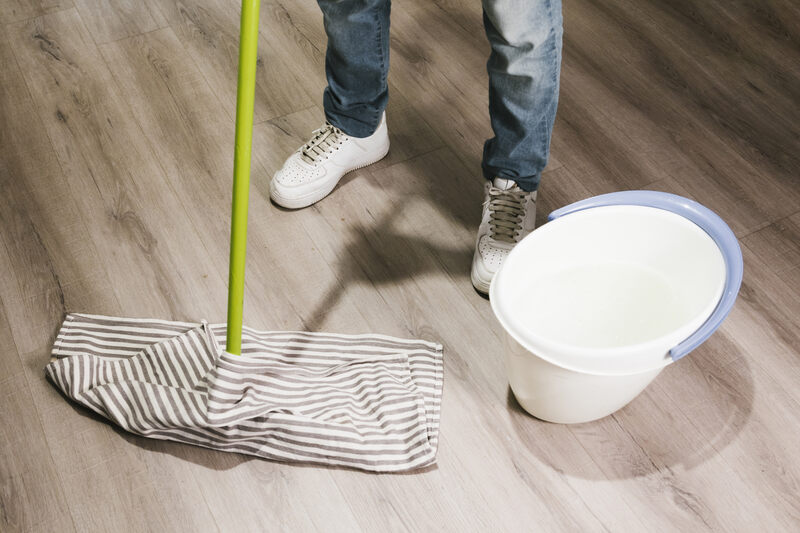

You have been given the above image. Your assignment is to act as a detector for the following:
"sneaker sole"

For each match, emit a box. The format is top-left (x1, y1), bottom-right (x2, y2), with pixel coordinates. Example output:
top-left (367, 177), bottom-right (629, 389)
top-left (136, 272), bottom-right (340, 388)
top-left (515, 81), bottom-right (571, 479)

top-left (470, 253), bottom-right (493, 296)
top-left (270, 144), bottom-right (390, 210)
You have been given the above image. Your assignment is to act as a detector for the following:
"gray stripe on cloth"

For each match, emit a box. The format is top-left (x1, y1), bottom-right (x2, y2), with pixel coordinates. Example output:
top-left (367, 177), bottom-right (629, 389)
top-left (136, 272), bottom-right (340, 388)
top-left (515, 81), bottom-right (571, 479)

top-left (46, 313), bottom-right (443, 473)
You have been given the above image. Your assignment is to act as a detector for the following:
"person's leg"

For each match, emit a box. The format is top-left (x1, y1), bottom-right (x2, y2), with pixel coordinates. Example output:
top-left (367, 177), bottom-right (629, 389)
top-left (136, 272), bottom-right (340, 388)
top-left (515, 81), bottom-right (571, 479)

top-left (269, 0), bottom-right (391, 209)
top-left (318, 0), bottom-right (392, 138)
top-left (471, 0), bottom-right (562, 294)
top-left (481, 0), bottom-right (563, 192)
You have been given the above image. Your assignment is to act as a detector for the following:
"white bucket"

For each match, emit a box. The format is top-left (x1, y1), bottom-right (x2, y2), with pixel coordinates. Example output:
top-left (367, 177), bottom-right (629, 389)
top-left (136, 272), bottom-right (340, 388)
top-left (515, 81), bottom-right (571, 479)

top-left (490, 191), bottom-right (742, 424)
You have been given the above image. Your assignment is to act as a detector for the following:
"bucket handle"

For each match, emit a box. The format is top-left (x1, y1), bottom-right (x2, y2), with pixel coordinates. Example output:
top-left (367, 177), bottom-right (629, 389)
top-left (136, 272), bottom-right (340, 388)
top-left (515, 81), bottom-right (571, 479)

top-left (548, 190), bottom-right (743, 361)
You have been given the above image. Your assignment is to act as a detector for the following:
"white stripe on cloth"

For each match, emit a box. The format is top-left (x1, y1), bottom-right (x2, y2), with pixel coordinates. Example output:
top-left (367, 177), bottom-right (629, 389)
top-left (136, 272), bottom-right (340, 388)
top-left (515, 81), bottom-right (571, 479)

top-left (46, 313), bottom-right (444, 473)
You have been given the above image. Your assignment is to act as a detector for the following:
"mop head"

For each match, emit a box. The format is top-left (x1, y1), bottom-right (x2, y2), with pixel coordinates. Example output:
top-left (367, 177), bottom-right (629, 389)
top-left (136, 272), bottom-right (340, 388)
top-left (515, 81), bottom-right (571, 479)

top-left (45, 313), bottom-right (443, 473)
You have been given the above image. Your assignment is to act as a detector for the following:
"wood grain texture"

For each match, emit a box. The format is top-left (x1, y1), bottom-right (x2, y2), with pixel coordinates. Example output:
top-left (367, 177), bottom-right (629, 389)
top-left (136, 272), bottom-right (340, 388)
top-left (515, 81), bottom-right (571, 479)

top-left (0, 305), bottom-right (75, 532)
top-left (1, 14), bottom-right (223, 533)
top-left (72, 0), bottom-right (167, 44)
top-left (157, 0), bottom-right (317, 124)
top-left (0, 0), bottom-right (68, 25)
top-left (1, 0), bottom-right (799, 530)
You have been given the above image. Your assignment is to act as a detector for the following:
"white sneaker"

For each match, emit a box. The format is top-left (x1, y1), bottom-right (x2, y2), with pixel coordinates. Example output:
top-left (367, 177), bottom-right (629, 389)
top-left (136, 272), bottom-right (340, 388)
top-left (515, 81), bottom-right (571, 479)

top-left (471, 177), bottom-right (537, 295)
top-left (270, 113), bottom-right (390, 209)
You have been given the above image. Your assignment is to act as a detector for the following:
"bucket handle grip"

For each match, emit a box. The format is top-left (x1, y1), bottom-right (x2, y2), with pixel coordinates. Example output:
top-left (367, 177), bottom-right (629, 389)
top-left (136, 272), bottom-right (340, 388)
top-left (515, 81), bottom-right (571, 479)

top-left (548, 190), bottom-right (743, 361)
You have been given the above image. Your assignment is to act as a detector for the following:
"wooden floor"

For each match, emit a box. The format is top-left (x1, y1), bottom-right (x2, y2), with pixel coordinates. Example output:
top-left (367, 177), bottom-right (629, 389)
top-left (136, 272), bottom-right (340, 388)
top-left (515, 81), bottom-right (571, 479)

top-left (1, 0), bottom-right (799, 530)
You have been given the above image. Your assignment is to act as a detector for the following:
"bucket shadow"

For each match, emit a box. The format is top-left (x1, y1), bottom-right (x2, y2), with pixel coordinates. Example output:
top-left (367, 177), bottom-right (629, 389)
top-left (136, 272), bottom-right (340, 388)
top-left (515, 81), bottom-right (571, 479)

top-left (506, 332), bottom-right (753, 479)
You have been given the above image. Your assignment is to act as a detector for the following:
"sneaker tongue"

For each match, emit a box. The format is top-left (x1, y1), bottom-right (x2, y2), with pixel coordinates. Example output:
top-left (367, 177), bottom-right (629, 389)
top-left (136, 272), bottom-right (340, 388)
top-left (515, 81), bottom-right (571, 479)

top-left (492, 177), bottom-right (517, 190)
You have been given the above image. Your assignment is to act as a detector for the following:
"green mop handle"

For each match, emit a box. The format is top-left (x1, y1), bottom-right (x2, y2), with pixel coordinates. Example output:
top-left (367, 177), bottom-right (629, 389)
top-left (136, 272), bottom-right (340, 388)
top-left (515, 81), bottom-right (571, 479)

top-left (226, 0), bottom-right (261, 355)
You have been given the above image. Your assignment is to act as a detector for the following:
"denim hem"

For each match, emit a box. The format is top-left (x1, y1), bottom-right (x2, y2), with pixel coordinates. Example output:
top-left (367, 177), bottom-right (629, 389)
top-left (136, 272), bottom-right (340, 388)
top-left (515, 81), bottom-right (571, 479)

top-left (481, 167), bottom-right (540, 192)
top-left (324, 110), bottom-right (379, 138)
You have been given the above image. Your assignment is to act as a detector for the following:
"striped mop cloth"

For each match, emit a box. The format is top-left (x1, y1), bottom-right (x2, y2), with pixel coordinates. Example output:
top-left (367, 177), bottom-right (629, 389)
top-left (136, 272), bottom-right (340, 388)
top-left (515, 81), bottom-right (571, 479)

top-left (46, 313), bottom-right (443, 472)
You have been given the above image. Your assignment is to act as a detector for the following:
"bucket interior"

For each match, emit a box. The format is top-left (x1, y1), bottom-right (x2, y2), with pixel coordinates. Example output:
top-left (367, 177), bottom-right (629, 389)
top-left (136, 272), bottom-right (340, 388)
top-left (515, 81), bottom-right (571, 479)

top-left (493, 205), bottom-right (726, 374)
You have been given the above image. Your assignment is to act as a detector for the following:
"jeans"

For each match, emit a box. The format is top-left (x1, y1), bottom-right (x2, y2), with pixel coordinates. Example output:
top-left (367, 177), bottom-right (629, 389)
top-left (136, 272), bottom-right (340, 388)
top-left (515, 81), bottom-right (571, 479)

top-left (317, 0), bottom-right (563, 192)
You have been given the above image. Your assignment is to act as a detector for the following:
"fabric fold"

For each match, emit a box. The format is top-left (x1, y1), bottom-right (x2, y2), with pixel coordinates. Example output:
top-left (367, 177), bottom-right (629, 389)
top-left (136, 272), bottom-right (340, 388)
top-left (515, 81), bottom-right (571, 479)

top-left (46, 313), bottom-right (443, 472)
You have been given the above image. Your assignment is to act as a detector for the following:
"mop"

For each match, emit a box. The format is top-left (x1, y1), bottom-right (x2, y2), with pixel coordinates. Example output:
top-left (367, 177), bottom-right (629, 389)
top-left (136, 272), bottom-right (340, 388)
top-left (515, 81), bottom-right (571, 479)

top-left (45, 0), bottom-right (443, 473)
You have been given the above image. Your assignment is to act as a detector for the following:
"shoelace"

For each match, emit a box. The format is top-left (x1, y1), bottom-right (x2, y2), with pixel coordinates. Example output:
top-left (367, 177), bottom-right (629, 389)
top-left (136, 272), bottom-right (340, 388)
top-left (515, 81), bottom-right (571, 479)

top-left (486, 186), bottom-right (530, 243)
top-left (301, 123), bottom-right (344, 164)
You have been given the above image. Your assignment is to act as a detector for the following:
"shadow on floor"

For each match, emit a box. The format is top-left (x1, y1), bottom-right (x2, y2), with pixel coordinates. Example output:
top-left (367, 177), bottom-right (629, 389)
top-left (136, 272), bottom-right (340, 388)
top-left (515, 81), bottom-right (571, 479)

top-left (505, 332), bottom-right (754, 479)
top-left (300, 202), bottom-right (475, 331)
top-left (111, 411), bottom-right (440, 475)
top-left (53, 379), bottom-right (441, 474)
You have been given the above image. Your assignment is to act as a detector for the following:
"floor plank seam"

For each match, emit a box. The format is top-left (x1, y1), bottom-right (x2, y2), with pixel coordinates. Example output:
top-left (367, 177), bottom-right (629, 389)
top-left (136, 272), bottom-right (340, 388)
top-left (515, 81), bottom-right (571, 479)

top-left (0, 4), bottom-right (74, 27)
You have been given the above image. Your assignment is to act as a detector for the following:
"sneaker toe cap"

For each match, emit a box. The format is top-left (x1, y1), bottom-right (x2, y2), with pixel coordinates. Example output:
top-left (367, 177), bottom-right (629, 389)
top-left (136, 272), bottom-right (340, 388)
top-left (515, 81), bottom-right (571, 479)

top-left (477, 236), bottom-right (512, 273)
top-left (273, 154), bottom-right (326, 187)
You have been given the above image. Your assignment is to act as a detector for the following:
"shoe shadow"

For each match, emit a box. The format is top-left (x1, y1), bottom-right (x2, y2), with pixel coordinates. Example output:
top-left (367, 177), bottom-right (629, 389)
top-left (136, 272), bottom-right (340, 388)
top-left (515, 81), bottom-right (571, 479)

top-left (302, 205), bottom-right (474, 331)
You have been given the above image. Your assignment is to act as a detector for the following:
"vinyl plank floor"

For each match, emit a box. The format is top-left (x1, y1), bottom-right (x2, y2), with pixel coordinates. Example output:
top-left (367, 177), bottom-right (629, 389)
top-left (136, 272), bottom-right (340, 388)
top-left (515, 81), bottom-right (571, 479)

top-left (0, 304), bottom-right (75, 532)
top-left (0, 0), bottom-right (70, 24)
top-left (1, 0), bottom-right (799, 531)
top-left (72, 0), bottom-right (167, 44)
top-left (157, 0), bottom-right (317, 124)
top-left (97, 27), bottom-right (368, 532)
